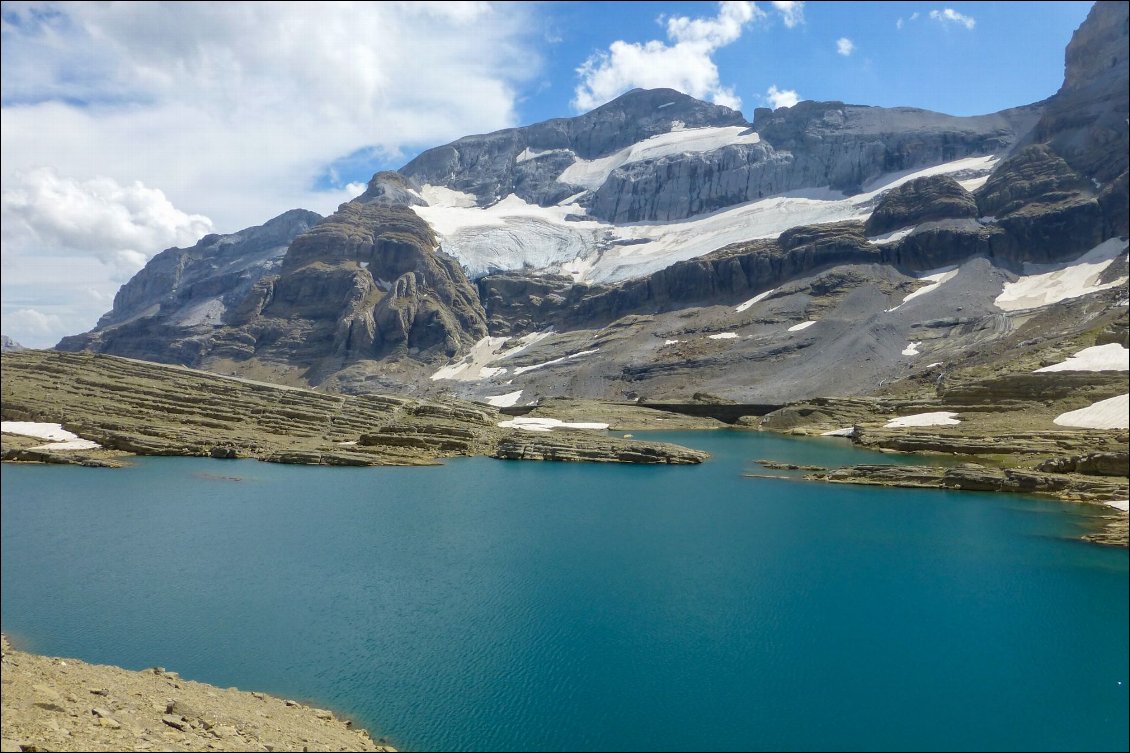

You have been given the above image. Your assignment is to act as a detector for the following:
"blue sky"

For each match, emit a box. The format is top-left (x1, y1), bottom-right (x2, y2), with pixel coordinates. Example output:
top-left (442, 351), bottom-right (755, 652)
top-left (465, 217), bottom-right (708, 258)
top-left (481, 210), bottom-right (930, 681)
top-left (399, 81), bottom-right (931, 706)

top-left (0, 1), bottom-right (1095, 346)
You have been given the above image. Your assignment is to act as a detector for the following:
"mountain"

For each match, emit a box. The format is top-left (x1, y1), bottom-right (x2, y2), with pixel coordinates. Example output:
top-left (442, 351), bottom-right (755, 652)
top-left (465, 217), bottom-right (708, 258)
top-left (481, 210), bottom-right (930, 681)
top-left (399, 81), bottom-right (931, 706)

top-left (1, 336), bottom-right (26, 353)
top-left (58, 1), bottom-right (1129, 408)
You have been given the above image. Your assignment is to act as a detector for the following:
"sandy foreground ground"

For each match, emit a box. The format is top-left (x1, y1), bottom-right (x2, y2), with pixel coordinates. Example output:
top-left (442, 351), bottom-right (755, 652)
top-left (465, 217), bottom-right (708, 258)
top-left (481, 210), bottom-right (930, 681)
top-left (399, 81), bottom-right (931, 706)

top-left (0, 635), bottom-right (394, 752)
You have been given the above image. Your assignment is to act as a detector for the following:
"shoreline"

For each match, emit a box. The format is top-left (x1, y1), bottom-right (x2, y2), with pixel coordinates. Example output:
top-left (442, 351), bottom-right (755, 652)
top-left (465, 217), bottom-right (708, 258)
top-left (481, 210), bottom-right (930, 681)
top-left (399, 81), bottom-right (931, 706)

top-left (0, 634), bottom-right (396, 753)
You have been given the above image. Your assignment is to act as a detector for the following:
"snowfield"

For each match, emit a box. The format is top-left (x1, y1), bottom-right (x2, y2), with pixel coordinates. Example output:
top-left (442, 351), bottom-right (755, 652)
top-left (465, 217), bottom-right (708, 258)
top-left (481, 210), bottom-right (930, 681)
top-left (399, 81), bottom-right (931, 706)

top-left (994, 238), bottom-right (1129, 311)
top-left (884, 412), bottom-right (961, 428)
top-left (1035, 343), bottom-right (1130, 373)
top-left (1053, 394), bottom-right (1130, 429)
top-left (1, 421), bottom-right (103, 451)
top-left (412, 151), bottom-right (1000, 284)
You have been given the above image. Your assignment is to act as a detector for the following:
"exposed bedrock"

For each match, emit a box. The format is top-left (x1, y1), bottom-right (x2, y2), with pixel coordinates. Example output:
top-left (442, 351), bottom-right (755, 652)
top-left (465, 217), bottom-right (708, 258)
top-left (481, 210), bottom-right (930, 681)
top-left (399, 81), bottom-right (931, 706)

top-left (864, 175), bottom-right (978, 235)
top-left (585, 101), bottom-right (1038, 223)
top-left (1033, 0), bottom-right (1129, 183)
top-left (400, 88), bottom-right (746, 206)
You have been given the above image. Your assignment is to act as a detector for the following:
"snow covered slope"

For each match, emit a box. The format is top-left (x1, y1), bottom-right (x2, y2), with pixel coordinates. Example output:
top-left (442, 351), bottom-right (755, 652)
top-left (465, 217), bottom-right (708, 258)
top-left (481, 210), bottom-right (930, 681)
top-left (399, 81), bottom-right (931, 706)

top-left (413, 155), bottom-right (1000, 284)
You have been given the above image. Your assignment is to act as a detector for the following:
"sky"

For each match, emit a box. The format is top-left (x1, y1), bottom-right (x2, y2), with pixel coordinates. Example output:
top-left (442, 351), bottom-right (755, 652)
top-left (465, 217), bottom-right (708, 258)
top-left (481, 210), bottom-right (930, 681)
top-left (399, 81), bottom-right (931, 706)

top-left (0, 0), bottom-right (1094, 348)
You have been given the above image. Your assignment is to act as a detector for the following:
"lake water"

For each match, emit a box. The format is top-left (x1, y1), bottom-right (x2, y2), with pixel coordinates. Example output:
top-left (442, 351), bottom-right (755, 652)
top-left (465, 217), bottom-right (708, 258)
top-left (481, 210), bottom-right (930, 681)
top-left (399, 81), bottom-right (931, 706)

top-left (2, 431), bottom-right (1127, 751)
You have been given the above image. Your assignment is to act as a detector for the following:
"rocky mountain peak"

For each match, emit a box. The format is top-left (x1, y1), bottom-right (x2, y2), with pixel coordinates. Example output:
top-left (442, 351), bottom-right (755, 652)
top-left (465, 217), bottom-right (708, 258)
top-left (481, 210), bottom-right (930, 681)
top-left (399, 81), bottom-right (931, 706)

top-left (1, 335), bottom-right (26, 352)
top-left (359, 171), bottom-right (425, 207)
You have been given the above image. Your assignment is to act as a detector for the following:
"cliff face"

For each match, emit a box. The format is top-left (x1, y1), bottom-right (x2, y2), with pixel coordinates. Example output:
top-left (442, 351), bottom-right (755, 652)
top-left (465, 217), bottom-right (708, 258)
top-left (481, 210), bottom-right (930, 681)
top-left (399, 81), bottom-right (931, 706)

top-left (400, 88), bottom-right (746, 208)
top-left (1035, 0), bottom-right (1129, 185)
top-left (59, 174), bottom-right (489, 383)
top-left (584, 102), bottom-right (1039, 223)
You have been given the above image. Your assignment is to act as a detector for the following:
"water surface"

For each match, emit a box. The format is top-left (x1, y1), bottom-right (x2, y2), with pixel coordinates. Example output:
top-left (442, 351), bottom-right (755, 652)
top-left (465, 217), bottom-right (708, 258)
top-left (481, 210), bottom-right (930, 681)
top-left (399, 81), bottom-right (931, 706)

top-left (2, 431), bottom-right (1126, 751)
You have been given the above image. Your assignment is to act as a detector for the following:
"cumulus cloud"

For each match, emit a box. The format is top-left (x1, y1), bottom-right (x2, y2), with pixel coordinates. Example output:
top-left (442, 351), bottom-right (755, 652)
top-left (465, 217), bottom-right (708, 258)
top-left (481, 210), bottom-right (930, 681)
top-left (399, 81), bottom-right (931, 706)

top-left (771, 1), bottom-right (805, 28)
top-left (1, 2), bottom-right (541, 346)
top-left (1, 168), bottom-right (212, 263)
top-left (572, 1), bottom-right (763, 112)
top-left (929, 8), bottom-right (975, 29)
top-left (766, 85), bottom-right (800, 109)
top-left (836, 37), bottom-right (855, 56)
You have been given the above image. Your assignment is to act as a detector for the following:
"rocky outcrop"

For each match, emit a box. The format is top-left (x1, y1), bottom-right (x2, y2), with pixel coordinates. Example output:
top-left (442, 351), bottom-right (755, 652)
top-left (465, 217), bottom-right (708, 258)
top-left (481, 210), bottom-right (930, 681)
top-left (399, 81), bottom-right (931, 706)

top-left (401, 88), bottom-right (746, 207)
top-left (2, 350), bottom-right (708, 468)
top-left (1038, 451), bottom-right (1129, 476)
top-left (0, 335), bottom-right (24, 353)
top-left (583, 101), bottom-right (1039, 223)
top-left (864, 175), bottom-right (978, 235)
top-left (809, 462), bottom-right (1128, 505)
top-left (975, 145), bottom-right (1095, 218)
top-left (494, 432), bottom-right (708, 464)
top-left (60, 178), bottom-right (491, 386)
top-left (57, 209), bottom-right (322, 360)
top-left (0, 635), bottom-right (394, 752)
top-left (1033, 0), bottom-right (1129, 184)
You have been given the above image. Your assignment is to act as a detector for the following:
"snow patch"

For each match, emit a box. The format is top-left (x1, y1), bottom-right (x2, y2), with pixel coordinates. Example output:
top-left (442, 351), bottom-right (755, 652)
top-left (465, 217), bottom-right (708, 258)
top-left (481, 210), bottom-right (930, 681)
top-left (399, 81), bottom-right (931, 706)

top-left (995, 238), bottom-right (1129, 311)
top-left (821, 427), bottom-right (856, 437)
top-left (1053, 394), bottom-right (1129, 429)
top-left (902, 341), bottom-right (922, 356)
top-left (885, 412), bottom-right (960, 428)
top-left (2, 421), bottom-right (102, 451)
top-left (925, 362), bottom-right (944, 368)
top-left (1034, 343), bottom-right (1129, 373)
top-left (418, 184), bottom-right (478, 208)
top-left (1106, 499), bottom-right (1129, 512)
top-left (736, 287), bottom-right (777, 312)
top-left (557, 126), bottom-right (761, 190)
top-left (867, 226), bottom-right (916, 246)
top-left (664, 339), bottom-right (680, 345)
top-left (431, 332), bottom-right (558, 381)
top-left (497, 417), bottom-right (609, 432)
top-left (788, 321), bottom-right (816, 332)
top-left (708, 332), bottom-right (739, 340)
top-left (512, 349), bottom-right (597, 376)
top-left (485, 390), bottom-right (523, 408)
top-left (886, 267), bottom-right (959, 311)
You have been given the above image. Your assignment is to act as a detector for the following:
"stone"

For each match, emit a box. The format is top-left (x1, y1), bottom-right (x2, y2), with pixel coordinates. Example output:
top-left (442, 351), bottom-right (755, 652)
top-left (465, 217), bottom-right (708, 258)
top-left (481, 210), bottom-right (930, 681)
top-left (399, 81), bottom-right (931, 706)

top-left (161, 714), bottom-right (189, 731)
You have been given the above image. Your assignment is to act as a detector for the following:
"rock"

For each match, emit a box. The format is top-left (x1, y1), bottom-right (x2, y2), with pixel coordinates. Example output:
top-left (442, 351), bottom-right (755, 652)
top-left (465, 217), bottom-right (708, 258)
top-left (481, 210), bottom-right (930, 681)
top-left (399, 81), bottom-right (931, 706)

top-left (88, 687), bottom-right (109, 696)
top-left (975, 144), bottom-right (1095, 218)
top-left (1032, 1), bottom-right (1129, 184)
top-left (313, 710), bottom-right (333, 720)
top-left (209, 445), bottom-right (239, 459)
top-left (161, 714), bottom-right (189, 731)
top-left (166, 699), bottom-right (198, 719)
top-left (864, 175), bottom-right (978, 236)
top-left (0, 336), bottom-right (24, 353)
top-left (97, 717), bottom-right (121, 729)
top-left (90, 707), bottom-right (112, 718)
top-left (495, 432), bottom-right (708, 464)
top-left (401, 88), bottom-right (746, 208)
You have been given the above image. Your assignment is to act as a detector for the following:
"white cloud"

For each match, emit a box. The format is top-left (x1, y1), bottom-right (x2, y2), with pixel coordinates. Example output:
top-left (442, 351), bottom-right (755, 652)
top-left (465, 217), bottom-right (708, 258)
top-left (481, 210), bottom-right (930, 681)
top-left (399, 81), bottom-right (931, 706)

top-left (0, 2), bottom-right (541, 347)
top-left (929, 8), bottom-right (976, 29)
top-left (1, 309), bottom-right (64, 342)
top-left (771, 1), bottom-right (805, 28)
top-left (766, 85), bottom-right (800, 109)
top-left (896, 18), bottom-right (904, 30)
top-left (836, 37), bottom-right (855, 56)
top-left (1, 168), bottom-right (212, 264)
top-left (572, 1), bottom-right (763, 112)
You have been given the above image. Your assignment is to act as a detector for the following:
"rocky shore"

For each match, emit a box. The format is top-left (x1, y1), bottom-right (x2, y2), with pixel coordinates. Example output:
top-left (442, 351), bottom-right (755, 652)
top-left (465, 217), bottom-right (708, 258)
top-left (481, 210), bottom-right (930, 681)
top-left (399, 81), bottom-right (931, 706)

top-left (0, 635), bottom-right (393, 752)
top-left (1, 351), bottom-right (706, 468)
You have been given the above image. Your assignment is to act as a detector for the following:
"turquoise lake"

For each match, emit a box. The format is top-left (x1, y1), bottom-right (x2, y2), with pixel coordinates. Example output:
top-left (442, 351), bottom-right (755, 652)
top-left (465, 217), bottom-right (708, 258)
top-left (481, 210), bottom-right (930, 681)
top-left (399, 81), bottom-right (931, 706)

top-left (2, 430), bottom-right (1127, 751)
